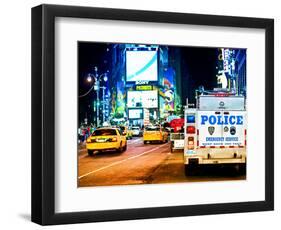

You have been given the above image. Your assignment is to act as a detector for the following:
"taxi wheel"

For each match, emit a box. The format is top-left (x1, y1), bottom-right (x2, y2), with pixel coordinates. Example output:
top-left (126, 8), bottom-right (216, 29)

top-left (123, 144), bottom-right (127, 151)
top-left (117, 143), bottom-right (123, 153)
top-left (88, 150), bottom-right (94, 156)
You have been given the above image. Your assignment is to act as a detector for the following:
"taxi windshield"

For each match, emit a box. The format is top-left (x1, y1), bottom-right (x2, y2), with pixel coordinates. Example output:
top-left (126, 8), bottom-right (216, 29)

top-left (92, 129), bottom-right (117, 136)
top-left (119, 126), bottom-right (125, 131)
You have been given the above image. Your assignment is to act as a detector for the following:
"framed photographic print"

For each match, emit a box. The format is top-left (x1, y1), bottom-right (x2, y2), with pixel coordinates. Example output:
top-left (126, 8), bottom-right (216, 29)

top-left (31, 4), bottom-right (274, 225)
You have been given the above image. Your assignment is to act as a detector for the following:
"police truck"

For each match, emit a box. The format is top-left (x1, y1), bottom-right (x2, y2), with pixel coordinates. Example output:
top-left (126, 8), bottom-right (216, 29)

top-left (184, 90), bottom-right (246, 175)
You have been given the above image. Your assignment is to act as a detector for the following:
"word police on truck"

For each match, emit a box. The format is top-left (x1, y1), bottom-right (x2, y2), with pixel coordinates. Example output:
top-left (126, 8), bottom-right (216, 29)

top-left (184, 89), bottom-right (247, 175)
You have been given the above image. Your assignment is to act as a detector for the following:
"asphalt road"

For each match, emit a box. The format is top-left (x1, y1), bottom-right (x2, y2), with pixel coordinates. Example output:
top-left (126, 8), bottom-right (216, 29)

top-left (78, 137), bottom-right (246, 187)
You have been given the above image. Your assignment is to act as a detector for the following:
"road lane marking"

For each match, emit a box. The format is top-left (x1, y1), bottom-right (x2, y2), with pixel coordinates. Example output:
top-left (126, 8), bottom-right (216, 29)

top-left (79, 153), bottom-right (88, 160)
top-left (127, 144), bottom-right (170, 160)
top-left (78, 143), bottom-right (170, 180)
top-left (78, 137), bottom-right (141, 152)
top-left (128, 138), bottom-right (142, 144)
top-left (78, 138), bottom-right (143, 159)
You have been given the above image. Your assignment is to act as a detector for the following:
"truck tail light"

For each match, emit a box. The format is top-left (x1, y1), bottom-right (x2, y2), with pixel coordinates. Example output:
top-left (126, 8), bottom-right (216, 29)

top-left (188, 137), bottom-right (194, 145)
top-left (186, 126), bottom-right (196, 134)
top-left (188, 137), bottom-right (194, 149)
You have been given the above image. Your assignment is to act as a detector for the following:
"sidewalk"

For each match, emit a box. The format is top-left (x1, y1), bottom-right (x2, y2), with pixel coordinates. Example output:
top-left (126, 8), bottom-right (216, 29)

top-left (78, 142), bottom-right (86, 150)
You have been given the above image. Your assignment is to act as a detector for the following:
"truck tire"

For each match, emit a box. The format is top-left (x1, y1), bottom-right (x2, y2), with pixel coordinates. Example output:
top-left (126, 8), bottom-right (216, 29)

top-left (88, 150), bottom-right (94, 156)
top-left (233, 163), bottom-right (243, 174)
top-left (238, 163), bottom-right (246, 175)
top-left (184, 164), bottom-right (197, 176)
top-left (123, 144), bottom-right (127, 151)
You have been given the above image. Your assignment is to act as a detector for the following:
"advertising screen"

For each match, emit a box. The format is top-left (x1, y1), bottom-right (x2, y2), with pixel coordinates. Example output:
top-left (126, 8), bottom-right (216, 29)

top-left (127, 90), bottom-right (158, 108)
top-left (126, 51), bottom-right (158, 82)
top-left (128, 109), bottom-right (143, 119)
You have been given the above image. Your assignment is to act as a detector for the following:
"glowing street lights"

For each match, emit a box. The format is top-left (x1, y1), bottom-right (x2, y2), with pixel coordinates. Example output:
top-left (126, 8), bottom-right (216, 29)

top-left (79, 67), bottom-right (109, 127)
top-left (93, 67), bottom-right (109, 127)
top-left (86, 74), bottom-right (93, 83)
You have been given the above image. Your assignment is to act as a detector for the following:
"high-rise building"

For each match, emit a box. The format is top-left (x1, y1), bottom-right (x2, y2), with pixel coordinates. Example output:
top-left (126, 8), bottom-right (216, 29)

top-left (109, 44), bottom-right (182, 126)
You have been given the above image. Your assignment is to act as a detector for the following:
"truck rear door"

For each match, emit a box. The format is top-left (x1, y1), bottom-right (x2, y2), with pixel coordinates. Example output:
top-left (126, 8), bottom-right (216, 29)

top-left (197, 110), bottom-right (246, 148)
top-left (221, 111), bottom-right (246, 147)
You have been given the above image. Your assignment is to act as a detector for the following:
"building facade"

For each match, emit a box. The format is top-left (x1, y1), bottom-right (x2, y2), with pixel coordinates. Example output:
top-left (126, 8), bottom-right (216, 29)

top-left (109, 44), bottom-right (183, 127)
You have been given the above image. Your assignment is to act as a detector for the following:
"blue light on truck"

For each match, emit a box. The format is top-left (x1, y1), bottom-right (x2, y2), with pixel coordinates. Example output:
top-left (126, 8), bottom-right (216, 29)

top-left (186, 115), bottom-right (195, 123)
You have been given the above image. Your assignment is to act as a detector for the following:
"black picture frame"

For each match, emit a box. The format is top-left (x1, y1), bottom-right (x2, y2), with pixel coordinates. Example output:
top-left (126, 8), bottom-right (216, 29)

top-left (31, 4), bottom-right (274, 225)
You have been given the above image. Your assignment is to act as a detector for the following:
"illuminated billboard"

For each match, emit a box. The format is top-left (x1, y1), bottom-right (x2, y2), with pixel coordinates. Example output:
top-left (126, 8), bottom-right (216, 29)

top-left (127, 90), bottom-right (158, 108)
top-left (126, 51), bottom-right (158, 82)
top-left (128, 109), bottom-right (143, 119)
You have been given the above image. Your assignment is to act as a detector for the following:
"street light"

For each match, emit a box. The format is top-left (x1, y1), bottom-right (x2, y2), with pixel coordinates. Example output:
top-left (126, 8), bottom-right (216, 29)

top-left (86, 74), bottom-right (92, 83)
top-left (79, 67), bottom-right (109, 127)
top-left (94, 68), bottom-right (108, 127)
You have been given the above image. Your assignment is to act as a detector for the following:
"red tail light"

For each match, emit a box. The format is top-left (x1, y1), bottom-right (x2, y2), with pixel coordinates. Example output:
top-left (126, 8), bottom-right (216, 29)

top-left (186, 126), bottom-right (196, 134)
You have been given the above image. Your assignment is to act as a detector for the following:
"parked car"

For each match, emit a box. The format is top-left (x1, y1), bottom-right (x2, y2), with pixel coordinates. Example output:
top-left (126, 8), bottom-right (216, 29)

top-left (119, 125), bottom-right (133, 140)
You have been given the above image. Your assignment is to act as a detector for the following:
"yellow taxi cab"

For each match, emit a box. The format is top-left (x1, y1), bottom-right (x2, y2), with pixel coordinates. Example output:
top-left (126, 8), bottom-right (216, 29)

top-left (127, 127), bottom-right (133, 139)
top-left (119, 125), bottom-right (133, 140)
top-left (143, 126), bottom-right (169, 144)
top-left (86, 127), bottom-right (127, 156)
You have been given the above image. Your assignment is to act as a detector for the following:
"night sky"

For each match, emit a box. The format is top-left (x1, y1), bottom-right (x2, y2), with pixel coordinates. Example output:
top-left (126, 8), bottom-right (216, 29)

top-left (78, 43), bottom-right (218, 123)
top-left (79, 43), bottom-right (217, 97)
top-left (180, 46), bottom-right (217, 104)
top-left (78, 42), bottom-right (110, 96)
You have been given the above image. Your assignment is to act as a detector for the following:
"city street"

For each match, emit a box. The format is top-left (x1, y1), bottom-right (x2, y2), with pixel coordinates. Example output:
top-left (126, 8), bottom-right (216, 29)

top-left (78, 137), bottom-right (245, 187)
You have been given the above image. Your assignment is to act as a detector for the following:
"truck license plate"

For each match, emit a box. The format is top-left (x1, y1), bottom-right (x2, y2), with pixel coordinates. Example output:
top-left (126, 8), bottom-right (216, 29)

top-left (174, 140), bottom-right (184, 148)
